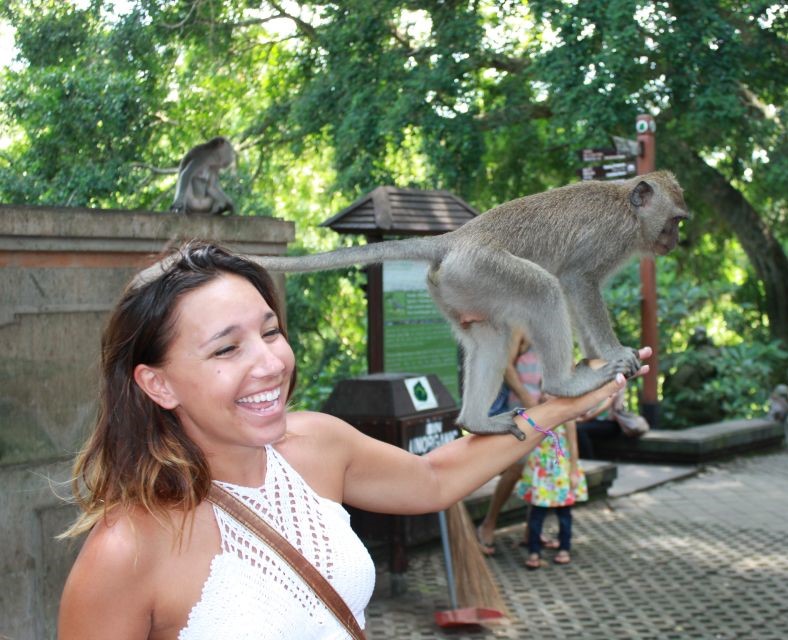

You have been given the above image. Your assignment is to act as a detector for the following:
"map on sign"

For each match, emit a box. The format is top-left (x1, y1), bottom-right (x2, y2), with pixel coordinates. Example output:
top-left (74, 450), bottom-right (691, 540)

top-left (382, 261), bottom-right (460, 401)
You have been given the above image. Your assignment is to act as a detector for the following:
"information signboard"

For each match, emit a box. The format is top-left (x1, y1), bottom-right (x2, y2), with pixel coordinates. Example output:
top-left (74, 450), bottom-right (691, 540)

top-left (577, 162), bottom-right (637, 181)
top-left (382, 261), bottom-right (460, 401)
top-left (577, 136), bottom-right (641, 180)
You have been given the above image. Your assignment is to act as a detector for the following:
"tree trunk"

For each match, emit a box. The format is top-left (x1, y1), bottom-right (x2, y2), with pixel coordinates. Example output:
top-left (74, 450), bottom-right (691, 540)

top-left (681, 148), bottom-right (788, 346)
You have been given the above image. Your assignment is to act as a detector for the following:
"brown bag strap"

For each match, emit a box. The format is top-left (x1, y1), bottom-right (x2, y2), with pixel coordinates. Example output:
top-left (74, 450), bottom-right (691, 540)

top-left (207, 483), bottom-right (366, 640)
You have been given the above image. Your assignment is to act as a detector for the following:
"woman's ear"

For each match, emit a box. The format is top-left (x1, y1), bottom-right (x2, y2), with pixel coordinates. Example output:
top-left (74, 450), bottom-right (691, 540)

top-left (134, 364), bottom-right (179, 410)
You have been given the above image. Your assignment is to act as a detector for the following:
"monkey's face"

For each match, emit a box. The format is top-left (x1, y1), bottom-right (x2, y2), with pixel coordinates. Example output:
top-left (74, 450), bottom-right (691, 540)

top-left (630, 173), bottom-right (689, 256)
top-left (654, 213), bottom-right (688, 255)
top-left (631, 174), bottom-right (689, 256)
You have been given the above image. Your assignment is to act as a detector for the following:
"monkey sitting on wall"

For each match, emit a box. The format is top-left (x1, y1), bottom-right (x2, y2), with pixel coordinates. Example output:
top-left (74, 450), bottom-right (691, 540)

top-left (252, 172), bottom-right (687, 440)
top-left (170, 136), bottom-right (235, 216)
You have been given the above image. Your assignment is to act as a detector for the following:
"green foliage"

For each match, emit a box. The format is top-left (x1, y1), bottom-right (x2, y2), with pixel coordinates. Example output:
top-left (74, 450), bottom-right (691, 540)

top-left (661, 339), bottom-right (788, 428)
top-left (0, 2), bottom-right (172, 207)
top-left (604, 245), bottom-right (785, 426)
top-left (285, 266), bottom-right (368, 409)
top-left (1, 0), bottom-right (787, 415)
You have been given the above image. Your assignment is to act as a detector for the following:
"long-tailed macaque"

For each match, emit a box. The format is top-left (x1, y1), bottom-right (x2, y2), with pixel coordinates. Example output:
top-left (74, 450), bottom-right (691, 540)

top-left (170, 137), bottom-right (235, 216)
top-left (252, 171), bottom-right (688, 439)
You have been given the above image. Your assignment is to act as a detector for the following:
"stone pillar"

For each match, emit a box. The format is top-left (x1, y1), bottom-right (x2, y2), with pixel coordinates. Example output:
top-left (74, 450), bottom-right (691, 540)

top-left (0, 204), bottom-right (294, 639)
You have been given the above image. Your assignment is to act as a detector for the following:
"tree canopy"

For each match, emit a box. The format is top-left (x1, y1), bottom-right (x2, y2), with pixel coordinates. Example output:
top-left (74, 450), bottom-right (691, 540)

top-left (1, 0), bottom-right (786, 421)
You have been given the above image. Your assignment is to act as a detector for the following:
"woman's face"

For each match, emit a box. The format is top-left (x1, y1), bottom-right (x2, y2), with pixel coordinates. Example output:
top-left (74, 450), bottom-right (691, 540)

top-left (151, 273), bottom-right (295, 456)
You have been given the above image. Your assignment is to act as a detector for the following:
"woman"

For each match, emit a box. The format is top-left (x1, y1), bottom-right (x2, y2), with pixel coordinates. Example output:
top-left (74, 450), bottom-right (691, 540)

top-left (58, 241), bottom-right (649, 639)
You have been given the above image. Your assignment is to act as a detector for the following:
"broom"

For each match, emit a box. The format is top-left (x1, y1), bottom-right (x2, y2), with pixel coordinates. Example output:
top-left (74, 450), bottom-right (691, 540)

top-left (434, 500), bottom-right (510, 627)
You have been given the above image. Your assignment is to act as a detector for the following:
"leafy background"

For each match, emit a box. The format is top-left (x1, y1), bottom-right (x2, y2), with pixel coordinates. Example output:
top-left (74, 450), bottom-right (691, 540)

top-left (1, 0), bottom-right (786, 425)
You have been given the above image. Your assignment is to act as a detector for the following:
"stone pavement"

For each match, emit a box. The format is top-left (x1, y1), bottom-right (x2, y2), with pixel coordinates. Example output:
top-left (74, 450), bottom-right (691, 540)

top-left (363, 446), bottom-right (788, 639)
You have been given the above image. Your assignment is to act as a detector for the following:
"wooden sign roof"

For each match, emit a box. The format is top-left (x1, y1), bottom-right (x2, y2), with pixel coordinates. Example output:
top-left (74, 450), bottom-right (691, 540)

top-left (320, 186), bottom-right (478, 237)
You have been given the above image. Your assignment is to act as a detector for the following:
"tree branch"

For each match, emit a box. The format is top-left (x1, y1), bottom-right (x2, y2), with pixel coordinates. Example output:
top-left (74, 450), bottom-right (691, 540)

top-left (676, 141), bottom-right (788, 344)
top-left (130, 162), bottom-right (179, 175)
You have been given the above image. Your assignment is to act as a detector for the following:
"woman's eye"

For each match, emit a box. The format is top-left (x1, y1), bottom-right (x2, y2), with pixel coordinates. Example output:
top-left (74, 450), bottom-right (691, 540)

top-left (262, 328), bottom-right (281, 341)
top-left (214, 345), bottom-right (237, 357)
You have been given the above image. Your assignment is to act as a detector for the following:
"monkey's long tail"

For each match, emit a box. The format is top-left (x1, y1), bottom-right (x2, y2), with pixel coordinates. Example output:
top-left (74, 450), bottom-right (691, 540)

top-left (250, 236), bottom-right (445, 273)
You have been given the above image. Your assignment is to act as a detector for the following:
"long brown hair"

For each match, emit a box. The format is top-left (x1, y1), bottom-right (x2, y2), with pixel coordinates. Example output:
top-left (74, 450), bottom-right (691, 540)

top-left (61, 241), bottom-right (295, 537)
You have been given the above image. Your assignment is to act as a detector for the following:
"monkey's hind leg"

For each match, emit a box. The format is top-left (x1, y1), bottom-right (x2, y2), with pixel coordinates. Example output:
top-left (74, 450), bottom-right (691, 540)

top-left (452, 321), bottom-right (526, 440)
top-left (429, 251), bottom-right (527, 440)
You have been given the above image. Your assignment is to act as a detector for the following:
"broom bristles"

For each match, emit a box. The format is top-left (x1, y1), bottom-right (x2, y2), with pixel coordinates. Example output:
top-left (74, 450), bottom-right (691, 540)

top-left (445, 501), bottom-right (510, 617)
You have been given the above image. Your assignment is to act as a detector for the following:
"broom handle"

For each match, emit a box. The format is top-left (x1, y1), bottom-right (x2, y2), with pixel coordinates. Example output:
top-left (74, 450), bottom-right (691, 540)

top-left (438, 509), bottom-right (459, 610)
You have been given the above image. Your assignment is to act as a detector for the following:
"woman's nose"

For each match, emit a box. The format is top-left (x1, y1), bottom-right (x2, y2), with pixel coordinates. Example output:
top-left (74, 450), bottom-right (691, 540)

top-left (249, 339), bottom-right (286, 377)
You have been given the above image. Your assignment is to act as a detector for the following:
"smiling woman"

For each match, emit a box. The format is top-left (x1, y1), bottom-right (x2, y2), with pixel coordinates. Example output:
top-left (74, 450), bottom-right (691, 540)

top-left (133, 273), bottom-right (296, 473)
top-left (57, 240), bottom-right (644, 640)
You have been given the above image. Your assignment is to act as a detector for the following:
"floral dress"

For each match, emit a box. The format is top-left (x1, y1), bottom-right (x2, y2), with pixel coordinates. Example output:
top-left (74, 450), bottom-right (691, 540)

top-left (516, 424), bottom-right (588, 507)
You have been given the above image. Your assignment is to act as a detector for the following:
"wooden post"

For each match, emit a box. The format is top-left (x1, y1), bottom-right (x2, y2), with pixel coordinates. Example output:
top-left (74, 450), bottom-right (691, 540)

top-left (636, 114), bottom-right (660, 428)
top-left (366, 239), bottom-right (384, 373)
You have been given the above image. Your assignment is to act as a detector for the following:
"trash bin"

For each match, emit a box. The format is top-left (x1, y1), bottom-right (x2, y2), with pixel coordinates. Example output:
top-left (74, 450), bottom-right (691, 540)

top-left (322, 372), bottom-right (460, 582)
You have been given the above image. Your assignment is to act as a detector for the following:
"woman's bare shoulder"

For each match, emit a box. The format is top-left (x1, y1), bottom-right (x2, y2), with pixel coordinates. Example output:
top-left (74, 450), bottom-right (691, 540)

top-left (59, 505), bottom-right (175, 638)
top-left (285, 409), bottom-right (356, 437)
top-left (73, 505), bottom-right (172, 578)
top-left (277, 411), bottom-right (363, 499)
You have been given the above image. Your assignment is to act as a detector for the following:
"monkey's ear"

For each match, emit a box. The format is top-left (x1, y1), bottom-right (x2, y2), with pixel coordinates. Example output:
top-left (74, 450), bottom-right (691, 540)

top-left (630, 181), bottom-right (654, 208)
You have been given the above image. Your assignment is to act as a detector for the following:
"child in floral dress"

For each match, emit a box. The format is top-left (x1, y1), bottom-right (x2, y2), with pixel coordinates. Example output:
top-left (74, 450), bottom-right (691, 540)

top-left (516, 419), bottom-right (587, 569)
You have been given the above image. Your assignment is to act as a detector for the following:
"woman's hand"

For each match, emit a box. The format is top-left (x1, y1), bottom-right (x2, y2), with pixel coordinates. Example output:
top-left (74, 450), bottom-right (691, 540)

top-left (542, 347), bottom-right (651, 422)
top-left (340, 347), bottom-right (652, 514)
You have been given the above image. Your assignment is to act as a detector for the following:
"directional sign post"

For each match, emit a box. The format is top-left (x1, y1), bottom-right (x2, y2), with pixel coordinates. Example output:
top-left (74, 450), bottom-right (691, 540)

top-left (579, 162), bottom-right (637, 181)
top-left (635, 113), bottom-right (660, 428)
top-left (575, 116), bottom-right (660, 427)
top-left (576, 147), bottom-right (638, 181)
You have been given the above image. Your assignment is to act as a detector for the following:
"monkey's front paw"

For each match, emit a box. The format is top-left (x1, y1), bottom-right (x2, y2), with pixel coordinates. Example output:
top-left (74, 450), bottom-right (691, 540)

top-left (603, 347), bottom-right (641, 378)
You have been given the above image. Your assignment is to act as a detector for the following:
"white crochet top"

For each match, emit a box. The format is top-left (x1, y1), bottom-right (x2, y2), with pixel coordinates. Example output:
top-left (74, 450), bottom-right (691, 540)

top-left (178, 445), bottom-right (375, 639)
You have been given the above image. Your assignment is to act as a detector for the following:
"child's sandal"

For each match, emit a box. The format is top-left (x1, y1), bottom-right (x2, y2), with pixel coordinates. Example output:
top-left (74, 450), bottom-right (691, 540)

top-left (541, 536), bottom-right (560, 550)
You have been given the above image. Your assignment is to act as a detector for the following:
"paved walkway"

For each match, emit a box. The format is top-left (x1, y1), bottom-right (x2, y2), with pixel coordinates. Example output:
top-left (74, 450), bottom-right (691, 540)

top-left (364, 446), bottom-right (788, 639)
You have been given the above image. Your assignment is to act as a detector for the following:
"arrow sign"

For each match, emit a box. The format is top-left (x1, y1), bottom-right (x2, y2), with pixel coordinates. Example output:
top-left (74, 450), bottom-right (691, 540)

top-left (578, 138), bottom-right (642, 164)
top-left (577, 162), bottom-right (637, 181)
top-left (578, 148), bottom-right (630, 163)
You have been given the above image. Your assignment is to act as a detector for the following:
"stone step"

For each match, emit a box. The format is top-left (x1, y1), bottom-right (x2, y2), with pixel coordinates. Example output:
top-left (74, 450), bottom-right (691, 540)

top-left (594, 417), bottom-right (784, 464)
top-left (607, 462), bottom-right (699, 497)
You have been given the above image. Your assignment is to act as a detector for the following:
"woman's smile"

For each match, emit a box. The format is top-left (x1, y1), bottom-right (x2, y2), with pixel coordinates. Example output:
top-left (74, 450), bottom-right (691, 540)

top-left (237, 387), bottom-right (282, 415)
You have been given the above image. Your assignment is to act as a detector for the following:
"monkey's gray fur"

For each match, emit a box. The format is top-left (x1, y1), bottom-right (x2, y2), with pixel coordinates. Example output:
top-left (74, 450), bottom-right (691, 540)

top-left (261, 171), bottom-right (688, 439)
top-left (170, 136), bottom-right (235, 216)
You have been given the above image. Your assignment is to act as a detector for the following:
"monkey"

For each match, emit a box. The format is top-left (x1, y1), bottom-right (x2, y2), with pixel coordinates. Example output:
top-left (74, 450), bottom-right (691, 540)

top-left (768, 384), bottom-right (788, 424)
top-left (137, 171), bottom-right (686, 439)
top-left (170, 136), bottom-right (235, 216)
top-left (248, 171), bottom-right (688, 440)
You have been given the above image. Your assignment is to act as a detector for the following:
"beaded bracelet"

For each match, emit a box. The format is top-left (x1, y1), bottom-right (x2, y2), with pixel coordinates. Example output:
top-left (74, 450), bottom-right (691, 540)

top-left (514, 408), bottom-right (566, 464)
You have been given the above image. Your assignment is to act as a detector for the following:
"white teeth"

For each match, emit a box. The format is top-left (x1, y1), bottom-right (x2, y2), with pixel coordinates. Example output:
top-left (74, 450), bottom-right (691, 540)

top-left (238, 388), bottom-right (281, 404)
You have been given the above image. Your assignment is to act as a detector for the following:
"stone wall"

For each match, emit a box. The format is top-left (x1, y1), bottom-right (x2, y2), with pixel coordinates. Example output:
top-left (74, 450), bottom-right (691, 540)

top-left (0, 204), bottom-right (294, 639)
